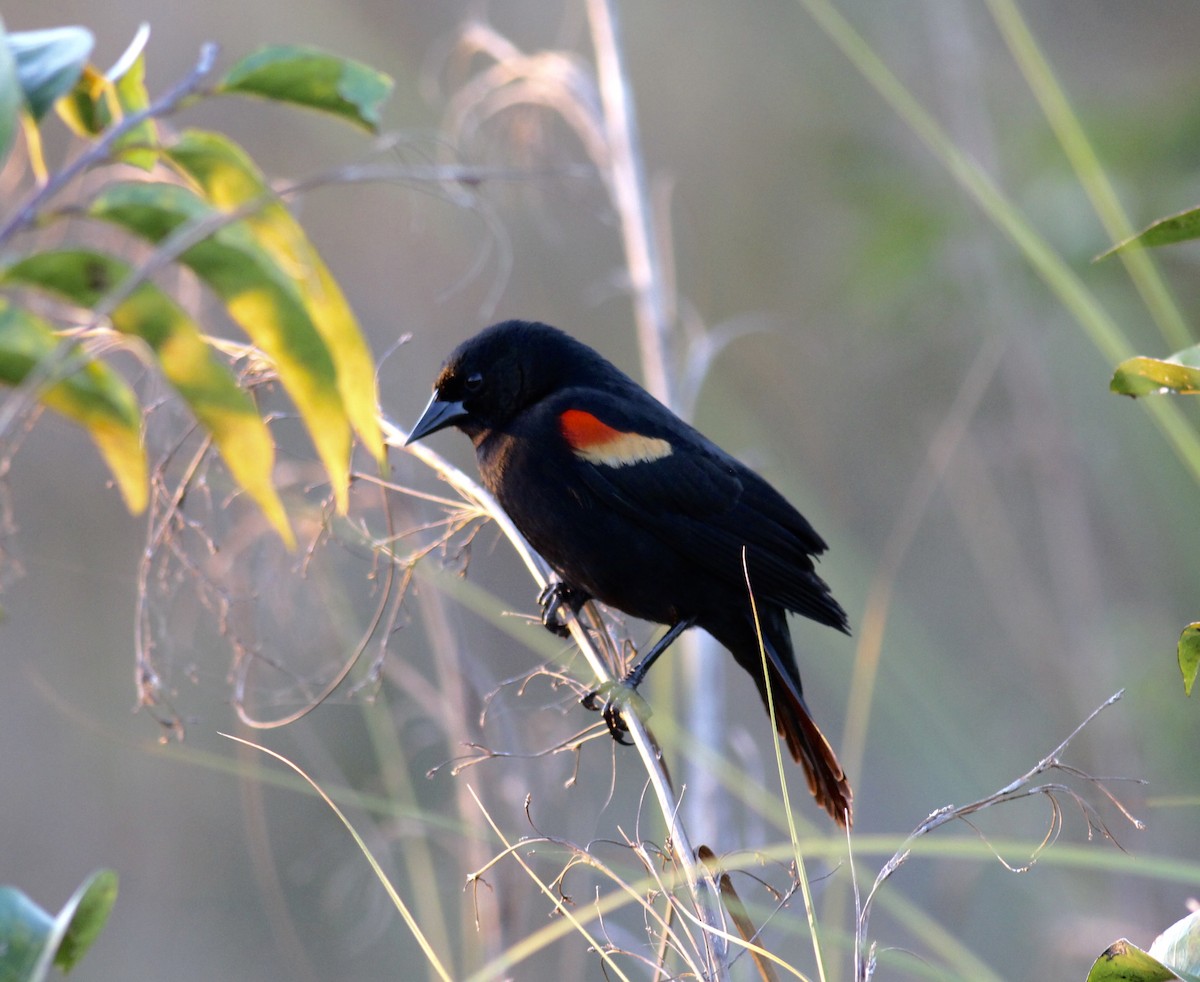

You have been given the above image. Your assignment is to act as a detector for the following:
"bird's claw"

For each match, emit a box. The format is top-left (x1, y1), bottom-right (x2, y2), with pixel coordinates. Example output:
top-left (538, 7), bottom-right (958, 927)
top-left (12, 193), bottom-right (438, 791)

top-left (581, 680), bottom-right (650, 746)
top-left (538, 581), bottom-right (586, 638)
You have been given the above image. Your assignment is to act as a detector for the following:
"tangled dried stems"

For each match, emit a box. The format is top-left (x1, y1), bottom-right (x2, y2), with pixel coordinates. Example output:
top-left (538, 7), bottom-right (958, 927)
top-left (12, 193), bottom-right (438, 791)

top-left (853, 689), bottom-right (1143, 982)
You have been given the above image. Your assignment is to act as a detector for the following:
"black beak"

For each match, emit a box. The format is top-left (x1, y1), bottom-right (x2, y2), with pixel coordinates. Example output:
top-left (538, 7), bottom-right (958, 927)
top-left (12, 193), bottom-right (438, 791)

top-left (405, 393), bottom-right (469, 445)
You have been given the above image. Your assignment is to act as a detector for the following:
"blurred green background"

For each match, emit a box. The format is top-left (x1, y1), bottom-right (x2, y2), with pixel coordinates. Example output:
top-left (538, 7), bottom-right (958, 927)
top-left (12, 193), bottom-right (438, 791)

top-left (3, 1), bottom-right (1200, 979)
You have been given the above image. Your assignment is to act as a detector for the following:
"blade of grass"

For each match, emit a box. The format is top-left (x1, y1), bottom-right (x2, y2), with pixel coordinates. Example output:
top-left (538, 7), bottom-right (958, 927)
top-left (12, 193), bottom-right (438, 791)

top-left (463, 785), bottom-right (633, 982)
top-left (983, 0), bottom-right (1191, 353)
top-left (360, 690), bottom-right (456, 976)
top-left (462, 862), bottom-right (661, 982)
top-left (464, 835), bottom-right (811, 982)
top-left (743, 548), bottom-right (830, 982)
top-left (842, 336), bottom-right (1007, 819)
top-left (29, 665), bottom-right (479, 838)
top-left (791, 0), bottom-right (1200, 491)
top-left (220, 732), bottom-right (454, 982)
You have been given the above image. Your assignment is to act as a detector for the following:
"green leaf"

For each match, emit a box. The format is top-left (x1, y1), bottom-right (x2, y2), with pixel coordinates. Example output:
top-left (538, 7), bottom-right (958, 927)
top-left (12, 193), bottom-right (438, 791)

top-left (1150, 911), bottom-right (1200, 980)
top-left (1098, 206), bottom-right (1200, 259)
top-left (0, 18), bottom-right (20, 169)
top-left (7, 26), bottom-right (94, 120)
top-left (55, 63), bottom-right (106, 136)
top-left (217, 45), bottom-right (393, 131)
top-left (1110, 356), bottom-right (1200, 398)
top-left (166, 129), bottom-right (383, 465)
top-left (0, 870), bottom-right (117, 982)
top-left (0, 887), bottom-right (47, 982)
top-left (0, 298), bottom-right (146, 512)
top-left (1179, 624), bottom-right (1200, 697)
top-left (55, 26), bottom-right (156, 169)
top-left (2, 249), bottom-right (292, 544)
top-left (108, 30), bottom-right (156, 170)
top-left (51, 870), bottom-right (118, 972)
top-left (87, 181), bottom-right (353, 512)
top-left (1086, 939), bottom-right (1183, 982)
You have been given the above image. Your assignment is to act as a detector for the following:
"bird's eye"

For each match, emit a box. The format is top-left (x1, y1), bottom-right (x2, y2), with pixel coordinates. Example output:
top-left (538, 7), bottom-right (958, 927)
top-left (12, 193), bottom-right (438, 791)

top-left (463, 372), bottom-right (484, 392)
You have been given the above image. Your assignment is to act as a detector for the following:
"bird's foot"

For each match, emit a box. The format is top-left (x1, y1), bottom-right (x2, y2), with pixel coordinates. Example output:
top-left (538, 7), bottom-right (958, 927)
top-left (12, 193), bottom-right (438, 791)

top-left (581, 679), bottom-right (651, 746)
top-left (538, 581), bottom-right (587, 638)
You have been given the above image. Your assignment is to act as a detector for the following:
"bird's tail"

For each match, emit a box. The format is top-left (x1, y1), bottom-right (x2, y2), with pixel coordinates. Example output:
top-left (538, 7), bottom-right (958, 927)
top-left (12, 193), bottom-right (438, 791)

top-left (769, 676), bottom-right (853, 829)
top-left (719, 608), bottom-right (853, 828)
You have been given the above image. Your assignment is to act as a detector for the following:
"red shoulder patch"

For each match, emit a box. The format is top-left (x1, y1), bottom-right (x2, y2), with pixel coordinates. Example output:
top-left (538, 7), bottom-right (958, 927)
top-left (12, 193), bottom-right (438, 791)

top-left (559, 409), bottom-right (673, 467)
top-left (559, 408), bottom-right (624, 448)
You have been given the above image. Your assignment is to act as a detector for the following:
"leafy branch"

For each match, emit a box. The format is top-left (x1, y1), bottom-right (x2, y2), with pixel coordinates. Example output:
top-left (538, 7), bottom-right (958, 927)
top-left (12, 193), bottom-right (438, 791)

top-left (0, 25), bottom-right (392, 542)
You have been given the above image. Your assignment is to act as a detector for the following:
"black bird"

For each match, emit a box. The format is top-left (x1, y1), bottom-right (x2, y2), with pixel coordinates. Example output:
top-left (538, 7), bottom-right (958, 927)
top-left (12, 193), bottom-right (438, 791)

top-left (407, 320), bottom-right (852, 826)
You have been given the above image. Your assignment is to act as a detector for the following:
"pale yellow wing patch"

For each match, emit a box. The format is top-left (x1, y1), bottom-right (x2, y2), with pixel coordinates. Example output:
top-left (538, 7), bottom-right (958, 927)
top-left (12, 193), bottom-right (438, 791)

top-left (559, 408), bottom-right (673, 467)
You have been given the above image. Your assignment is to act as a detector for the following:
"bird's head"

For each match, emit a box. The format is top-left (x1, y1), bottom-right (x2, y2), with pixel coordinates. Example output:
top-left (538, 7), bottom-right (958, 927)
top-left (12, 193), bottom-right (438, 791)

top-left (406, 320), bottom-right (610, 444)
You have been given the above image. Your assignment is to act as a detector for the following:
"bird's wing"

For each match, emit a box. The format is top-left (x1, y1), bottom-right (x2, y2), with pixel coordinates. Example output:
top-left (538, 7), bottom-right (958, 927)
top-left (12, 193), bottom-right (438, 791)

top-left (551, 393), bottom-right (847, 630)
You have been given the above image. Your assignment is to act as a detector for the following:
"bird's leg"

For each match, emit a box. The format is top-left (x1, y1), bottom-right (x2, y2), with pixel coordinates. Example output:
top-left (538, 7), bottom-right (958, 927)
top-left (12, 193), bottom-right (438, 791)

top-left (582, 617), bottom-right (697, 745)
top-left (622, 617), bottom-right (695, 688)
top-left (537, 581), bottom-right (588, 638)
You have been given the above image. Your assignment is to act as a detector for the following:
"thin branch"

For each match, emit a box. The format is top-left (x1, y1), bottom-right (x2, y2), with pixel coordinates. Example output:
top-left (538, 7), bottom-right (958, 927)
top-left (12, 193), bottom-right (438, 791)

top-left (853, 689), bottom-right (1141, 982)
top-left (0, 44), bottom-right (221, 447)
top-left (0, 43), bottom-right (220, 245)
